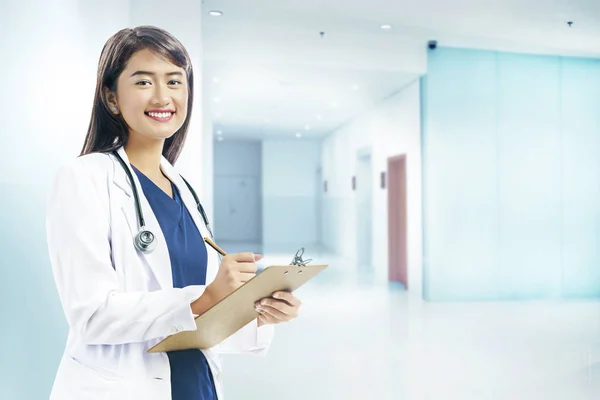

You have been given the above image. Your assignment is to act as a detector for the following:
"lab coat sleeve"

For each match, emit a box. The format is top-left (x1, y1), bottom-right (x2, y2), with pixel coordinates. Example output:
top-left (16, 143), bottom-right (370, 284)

top-left (215, 318), bottom-right (275, 356)
top-left (46, 159), bottom-right (202, 345)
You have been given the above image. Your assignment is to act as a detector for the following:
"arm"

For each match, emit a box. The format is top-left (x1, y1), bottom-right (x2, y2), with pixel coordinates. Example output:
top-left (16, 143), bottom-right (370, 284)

top-left (46, 159), bottom-right (205, 345)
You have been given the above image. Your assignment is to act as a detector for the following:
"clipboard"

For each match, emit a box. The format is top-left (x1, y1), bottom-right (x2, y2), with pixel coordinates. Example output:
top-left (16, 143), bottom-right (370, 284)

top-left (147, 263), bottom-right (328, 353)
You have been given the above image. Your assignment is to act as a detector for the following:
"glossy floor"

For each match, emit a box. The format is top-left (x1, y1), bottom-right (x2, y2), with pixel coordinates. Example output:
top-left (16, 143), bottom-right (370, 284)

top-left (217, 242), bottom-right (600, 400)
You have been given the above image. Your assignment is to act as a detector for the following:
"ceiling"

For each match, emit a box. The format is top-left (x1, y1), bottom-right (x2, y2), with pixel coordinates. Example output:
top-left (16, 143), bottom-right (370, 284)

top-left (202, 0), bottom-right (600, 141)
top-left (204, 64), bottom-right (418, 140)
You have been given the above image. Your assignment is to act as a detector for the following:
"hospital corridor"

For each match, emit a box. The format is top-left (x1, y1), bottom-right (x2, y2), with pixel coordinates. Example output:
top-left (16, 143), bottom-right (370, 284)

top-left (218, 245), bottom-right (600, 400)
top-left (3, 0), bottom-right (600, 399)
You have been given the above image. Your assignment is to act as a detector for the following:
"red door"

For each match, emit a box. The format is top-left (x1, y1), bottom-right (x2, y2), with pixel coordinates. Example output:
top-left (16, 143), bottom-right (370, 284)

top-left (388, 155), bottom-right (408, 287)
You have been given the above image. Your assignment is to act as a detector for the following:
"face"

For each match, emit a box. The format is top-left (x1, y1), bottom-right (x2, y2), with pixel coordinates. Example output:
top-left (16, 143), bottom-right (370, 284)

top-left (105, 48), bottom-right (189, 144)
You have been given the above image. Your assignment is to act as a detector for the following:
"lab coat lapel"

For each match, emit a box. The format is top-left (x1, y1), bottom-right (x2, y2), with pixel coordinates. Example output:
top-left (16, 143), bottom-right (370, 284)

top-left (111, 147), bottom-right (173, 290)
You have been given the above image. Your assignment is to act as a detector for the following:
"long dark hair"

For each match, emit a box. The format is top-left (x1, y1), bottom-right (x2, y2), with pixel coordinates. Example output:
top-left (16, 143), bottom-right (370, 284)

top-left (79, 26), bottom-right (194, 165)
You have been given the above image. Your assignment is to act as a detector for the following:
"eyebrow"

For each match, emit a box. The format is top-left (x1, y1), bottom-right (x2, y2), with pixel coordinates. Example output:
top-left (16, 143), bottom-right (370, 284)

top-left (129, 70), bottom-right (184, 78)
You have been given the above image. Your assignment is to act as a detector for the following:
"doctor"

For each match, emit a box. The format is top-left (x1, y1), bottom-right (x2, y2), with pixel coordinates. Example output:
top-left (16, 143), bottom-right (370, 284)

top-left (45, 26), bottom-right (301, 400)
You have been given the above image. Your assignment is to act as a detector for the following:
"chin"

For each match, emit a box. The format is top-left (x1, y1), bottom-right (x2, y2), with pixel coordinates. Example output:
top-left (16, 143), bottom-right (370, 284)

top-left (157, 131), bottom-right (179, 141)
top-left (149, 125), bottom-right (183, 140)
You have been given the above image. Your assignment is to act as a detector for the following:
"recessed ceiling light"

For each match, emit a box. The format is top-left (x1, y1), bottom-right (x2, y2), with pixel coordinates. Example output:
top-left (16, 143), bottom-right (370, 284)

top-left (352, 84), bottom-right (360, 91)
top-left (213, 97), bottom-right (221, 103)
top-left (380, 24), bottom-right (392, 30)
top-left (316, 114), bottom-right (322, 120)
top-left (217, 136), bottom-right (224, 141)
top-left (296, 133), bottom-right (302, 138)
top-left (304, 125), bottom-right (311, 130)
top-left (331, 101), bottom-right (338, 108)
top-left (212, 76), bottom-right (220, 83)
top-left (209, 10), bottom-right (223, 17)
top-left (216, 130), bottom-right (222, 135)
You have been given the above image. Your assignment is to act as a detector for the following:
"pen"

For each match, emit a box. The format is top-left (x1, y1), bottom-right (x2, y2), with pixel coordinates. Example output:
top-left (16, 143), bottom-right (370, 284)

top-left (203, 237), bottom-right (227, 257)
top-left (204, 237), bottom-right (266, 275)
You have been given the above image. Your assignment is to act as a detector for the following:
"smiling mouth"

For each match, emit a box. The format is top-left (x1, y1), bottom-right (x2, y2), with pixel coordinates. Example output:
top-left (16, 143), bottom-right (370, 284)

top-left (145, 111), bottom-right (175, 121)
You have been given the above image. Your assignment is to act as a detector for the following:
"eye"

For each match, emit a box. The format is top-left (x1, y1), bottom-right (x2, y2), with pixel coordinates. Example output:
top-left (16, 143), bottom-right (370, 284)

top-left (169, 80), bottom-right (183, 86)
top-left (136, 80), bottom-right (151, 86)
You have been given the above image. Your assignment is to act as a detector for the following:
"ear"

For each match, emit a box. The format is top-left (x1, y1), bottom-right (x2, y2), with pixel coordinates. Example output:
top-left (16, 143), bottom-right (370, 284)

top-left (103, 87), bottom-right (119, 114)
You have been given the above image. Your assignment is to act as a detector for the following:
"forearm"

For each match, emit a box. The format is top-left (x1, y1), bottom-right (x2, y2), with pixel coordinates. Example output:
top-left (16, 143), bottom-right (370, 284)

top-left (190, 287), bottom-right (217, 316)
top-left (63, 285), bottom-right (205, 345)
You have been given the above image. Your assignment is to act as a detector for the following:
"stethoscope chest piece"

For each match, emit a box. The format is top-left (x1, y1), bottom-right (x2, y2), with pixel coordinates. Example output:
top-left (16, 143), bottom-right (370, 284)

top-left (135, 229), bottom-right (157, 253)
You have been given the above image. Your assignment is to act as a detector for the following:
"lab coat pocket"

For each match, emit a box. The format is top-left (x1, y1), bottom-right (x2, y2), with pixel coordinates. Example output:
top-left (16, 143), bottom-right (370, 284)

top-left (68, 356), bottom-right (122, 381)
top-left (60, 356), bottom-right (121, 399)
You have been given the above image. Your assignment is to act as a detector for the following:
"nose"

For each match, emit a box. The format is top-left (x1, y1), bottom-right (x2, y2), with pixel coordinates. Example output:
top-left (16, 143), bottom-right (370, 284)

top-left (152, 82), bottom-right (171, 106)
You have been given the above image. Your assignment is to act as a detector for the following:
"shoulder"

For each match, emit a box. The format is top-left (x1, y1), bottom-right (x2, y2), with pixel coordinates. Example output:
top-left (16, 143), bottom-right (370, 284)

top-left (49, 152), bottom-right (116, 197)
top-left (69, 151), bottom-right (114, 173)
top-left (54, 152), bottom-right (114, 181)
top-left (46, 153), bottom-right (116, 234)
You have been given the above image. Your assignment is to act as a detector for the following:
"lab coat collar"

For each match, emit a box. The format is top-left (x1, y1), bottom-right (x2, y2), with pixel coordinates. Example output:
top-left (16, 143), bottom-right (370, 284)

top-left (112, 146), bottom-right (194, 204)
top-left (112, 146), bottom-right (177, 197)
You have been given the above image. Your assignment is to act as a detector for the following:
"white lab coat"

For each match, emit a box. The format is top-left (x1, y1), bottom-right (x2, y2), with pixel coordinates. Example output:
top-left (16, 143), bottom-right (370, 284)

top-left (45, 146), bottom-right (274, 400)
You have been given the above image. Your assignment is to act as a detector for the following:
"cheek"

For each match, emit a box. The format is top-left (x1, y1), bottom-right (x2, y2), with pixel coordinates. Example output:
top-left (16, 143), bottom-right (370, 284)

top-left (176, 87), bottom-right (189, 114)
top-left (118, 92), bottom-right (147, 122)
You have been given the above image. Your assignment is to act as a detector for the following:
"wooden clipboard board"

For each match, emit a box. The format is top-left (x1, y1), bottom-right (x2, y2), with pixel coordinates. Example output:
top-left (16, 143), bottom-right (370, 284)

top-left (147, 263), bottom-right (328, 353)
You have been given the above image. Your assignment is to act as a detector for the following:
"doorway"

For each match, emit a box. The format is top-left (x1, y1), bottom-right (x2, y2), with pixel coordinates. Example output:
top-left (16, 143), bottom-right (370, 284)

top-left (356, 149), bottom-right (373, 273)
top-left (213, 175), bottom-right (261, 243)
top-left (388, 154), bottom-right (407, 287)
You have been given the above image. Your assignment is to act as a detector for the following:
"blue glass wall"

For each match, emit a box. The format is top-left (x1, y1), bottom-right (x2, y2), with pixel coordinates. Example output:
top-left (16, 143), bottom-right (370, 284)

top-left (422, 47), bottom-right (600, 301)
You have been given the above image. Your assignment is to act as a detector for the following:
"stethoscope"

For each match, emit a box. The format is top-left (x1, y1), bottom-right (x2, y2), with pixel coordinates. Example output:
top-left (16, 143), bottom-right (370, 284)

top-left (112, 150), bottom-right (214, 254)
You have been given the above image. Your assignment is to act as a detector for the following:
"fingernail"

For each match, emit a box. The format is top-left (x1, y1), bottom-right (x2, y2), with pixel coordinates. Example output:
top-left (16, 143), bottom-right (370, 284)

top-left (272, 292), bottom-right (280, 298)
top-left (261, 299), bottom-right (268, 306)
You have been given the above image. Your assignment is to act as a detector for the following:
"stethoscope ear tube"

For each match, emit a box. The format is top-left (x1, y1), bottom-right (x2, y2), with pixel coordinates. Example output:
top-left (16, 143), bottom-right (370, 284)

top-left (179, 175), bottom-right (213, 238)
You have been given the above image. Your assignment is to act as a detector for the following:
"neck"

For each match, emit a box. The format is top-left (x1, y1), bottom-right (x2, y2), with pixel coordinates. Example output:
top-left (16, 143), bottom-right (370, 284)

top-left (124, 136), bottom-right (165, 180)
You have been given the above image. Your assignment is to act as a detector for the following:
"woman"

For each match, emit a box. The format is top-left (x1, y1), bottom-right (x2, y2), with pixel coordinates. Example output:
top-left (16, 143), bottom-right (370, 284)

top-left (46, 25), bottom-right (301, 400)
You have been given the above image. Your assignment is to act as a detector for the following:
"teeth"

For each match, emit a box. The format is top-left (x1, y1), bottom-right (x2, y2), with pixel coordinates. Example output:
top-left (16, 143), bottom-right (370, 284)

top-left (148, 112), bottom-right (172, 118)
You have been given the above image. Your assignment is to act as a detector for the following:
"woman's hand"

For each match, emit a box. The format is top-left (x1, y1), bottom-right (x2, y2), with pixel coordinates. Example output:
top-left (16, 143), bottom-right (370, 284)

top-left (192, 252), bottom-right (261, 315)
top-left (208, 252), bottom-right (262, 301)
top-left (255, 291), bottom-right (301, 327)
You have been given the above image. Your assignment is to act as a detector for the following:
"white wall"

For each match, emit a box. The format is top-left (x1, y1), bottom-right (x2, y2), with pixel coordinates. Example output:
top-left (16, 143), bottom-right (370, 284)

top-left (1, 2), bottom-right (131, 398)
top-left (202, 99), bottom-right (215, 224)
top-left (213, 140), bottom-right (262, 242)
top-left (0, 2), bottom-right (206, 398)
top-left (321, 80), bottom-right (423, 294)
top-left (262, 139), bottom-right (321, 250)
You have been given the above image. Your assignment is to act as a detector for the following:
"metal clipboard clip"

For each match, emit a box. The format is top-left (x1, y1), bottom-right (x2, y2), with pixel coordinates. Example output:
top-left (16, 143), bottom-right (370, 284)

top-left (290, 247), bottom-right (313, 266)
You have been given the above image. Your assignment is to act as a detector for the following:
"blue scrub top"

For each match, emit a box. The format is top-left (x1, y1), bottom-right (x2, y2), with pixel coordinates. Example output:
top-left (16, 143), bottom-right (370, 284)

top-left (133, 166), bottom-right (217, 400)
